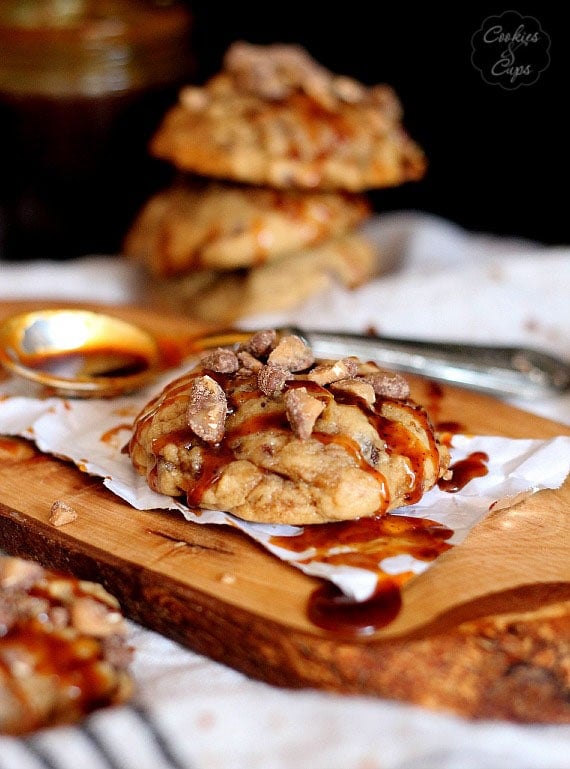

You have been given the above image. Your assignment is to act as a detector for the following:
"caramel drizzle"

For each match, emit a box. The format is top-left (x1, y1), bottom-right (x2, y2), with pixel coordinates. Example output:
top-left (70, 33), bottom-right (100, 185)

top-left (271, 513), bottom-right (453, 575)
top-left (438, 451), bottom-right (489, 493)
top-left (271, 513), bottom-right (453, 637)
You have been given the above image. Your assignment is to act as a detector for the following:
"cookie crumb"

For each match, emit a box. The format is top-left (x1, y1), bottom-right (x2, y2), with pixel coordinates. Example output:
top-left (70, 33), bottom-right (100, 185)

top-left (49, 500), bottom-right (78, 527)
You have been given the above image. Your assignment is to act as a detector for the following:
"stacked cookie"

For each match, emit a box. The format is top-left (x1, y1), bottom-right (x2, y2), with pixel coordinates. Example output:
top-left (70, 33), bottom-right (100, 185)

top-left (124, 42), bottom-right (426, 322)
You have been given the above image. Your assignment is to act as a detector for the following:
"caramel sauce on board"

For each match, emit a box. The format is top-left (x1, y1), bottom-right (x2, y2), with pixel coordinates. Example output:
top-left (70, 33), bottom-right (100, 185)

top-left (0, 435), bottom-right (27, 457)
top-left (294, 448), bottom-right (488, 636)
top-left (293, 449), bottom-right (488, 636)
top-left (272, 514), bottom-right (454, 637)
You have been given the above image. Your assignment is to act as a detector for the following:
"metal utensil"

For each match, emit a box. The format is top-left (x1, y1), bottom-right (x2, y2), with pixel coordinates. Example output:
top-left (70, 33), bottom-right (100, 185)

top-left (0, 309), bottom-right (568, 399)
top-left (0, 309), bottom-right (160, 397)
top-left (282, 327), bottom-right (570, 400)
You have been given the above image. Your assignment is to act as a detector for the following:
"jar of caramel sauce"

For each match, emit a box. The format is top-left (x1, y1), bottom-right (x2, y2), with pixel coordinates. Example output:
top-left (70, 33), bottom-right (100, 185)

top-left (0, 1), bottom-right (193, 260)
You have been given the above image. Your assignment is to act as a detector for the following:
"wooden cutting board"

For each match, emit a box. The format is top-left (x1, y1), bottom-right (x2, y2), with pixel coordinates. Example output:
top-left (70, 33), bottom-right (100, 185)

top-left (1, 300), bottom-right (569, 723)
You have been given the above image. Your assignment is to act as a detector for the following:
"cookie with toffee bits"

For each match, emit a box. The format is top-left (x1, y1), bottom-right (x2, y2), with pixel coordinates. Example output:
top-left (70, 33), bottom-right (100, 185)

top-left (128, 331), bottom-right (449, 525)
top-left (123, 179), bottom-right (371, 276)
top-left (0, 555), bottom-right (133, 736)
top-left (150, 42), bottom-right (426, 192)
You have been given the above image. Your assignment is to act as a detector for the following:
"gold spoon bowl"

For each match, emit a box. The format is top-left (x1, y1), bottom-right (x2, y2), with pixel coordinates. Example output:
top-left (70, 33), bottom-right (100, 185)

top-left (0, 309), bottom-right (161, 397)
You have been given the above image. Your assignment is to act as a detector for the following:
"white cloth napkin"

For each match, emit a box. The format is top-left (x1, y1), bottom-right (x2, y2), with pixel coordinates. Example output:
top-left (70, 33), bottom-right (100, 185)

top-left (1, 212), bottom-right (569, 769)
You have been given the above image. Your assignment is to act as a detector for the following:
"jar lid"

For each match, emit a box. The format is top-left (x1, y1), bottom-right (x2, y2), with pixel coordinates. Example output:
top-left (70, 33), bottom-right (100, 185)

top-left (0, 0), bottom-right (194, 97)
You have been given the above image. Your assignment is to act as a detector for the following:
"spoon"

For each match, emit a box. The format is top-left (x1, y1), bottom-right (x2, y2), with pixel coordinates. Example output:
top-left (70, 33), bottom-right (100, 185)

top-left (0, 309), bottom-right (160, 397)
top-left (0, 308), bottom-right (568, 399)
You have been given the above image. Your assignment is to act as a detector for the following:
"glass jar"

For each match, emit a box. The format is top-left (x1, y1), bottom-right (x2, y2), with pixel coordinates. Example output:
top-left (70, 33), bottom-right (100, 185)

top-left (0, 0), bottom-right (194, 260)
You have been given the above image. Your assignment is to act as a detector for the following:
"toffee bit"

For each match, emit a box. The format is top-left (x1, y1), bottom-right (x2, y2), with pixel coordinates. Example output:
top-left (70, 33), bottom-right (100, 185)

top-left (307, 357), bottom-right (358, 386)
top-left (49, 500), bottom-right (78, 527)
top-left (187, 375), bottom-right (228, 443)
top-left (70, 596), bottom-right (125, 638)
top-left (359, 370), bottom-right (410, 400)
top-left (103, 634), bottom-right (134, 668)
top-left (224, 42), bottom-right (324, 101)
top-left (223, 41), bottom-right (367, 111)
top-left (200, 347), bottom-right (239, 374)
top-left (258, 363), bottom-right (290, 397)
top-left (330, 378), bottom-right (376, 407)
top-left (268, 335), bottom-right (314, 372)
top-left (244, 329), bottom-right (277, 358)
top-left (332, 74), bottom-right (366, 103)
top-left (0, 557), bottom-right (44, 591)
top-left (237, 350), bottom-right (263, 373)
top-left (284, 387), bottom-right (325, 440)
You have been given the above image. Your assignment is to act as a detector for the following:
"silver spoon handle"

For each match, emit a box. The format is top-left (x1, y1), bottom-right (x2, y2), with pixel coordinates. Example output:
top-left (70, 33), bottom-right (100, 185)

top-left (284, 328), bottom-right (570, 399)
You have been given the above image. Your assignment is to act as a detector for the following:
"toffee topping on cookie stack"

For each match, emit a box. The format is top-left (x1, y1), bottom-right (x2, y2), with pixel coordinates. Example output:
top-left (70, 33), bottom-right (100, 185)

top-left (152, 41), bottom-right (426, 191)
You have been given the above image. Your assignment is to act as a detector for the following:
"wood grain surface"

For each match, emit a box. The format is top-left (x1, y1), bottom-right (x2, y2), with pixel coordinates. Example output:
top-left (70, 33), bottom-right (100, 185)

top-left (1, 300), bottom-right (569, 723)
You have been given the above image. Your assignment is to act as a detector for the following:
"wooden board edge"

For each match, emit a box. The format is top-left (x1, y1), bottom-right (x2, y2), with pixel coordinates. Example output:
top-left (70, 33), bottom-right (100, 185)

top-left (2, 499), bottom-right (570, 724)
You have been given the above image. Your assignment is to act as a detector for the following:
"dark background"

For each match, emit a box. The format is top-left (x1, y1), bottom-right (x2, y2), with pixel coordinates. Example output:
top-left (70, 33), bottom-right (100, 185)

top-left (187, 3), bottom-right (566, 245)
top-left (0, 3), bottom-right (565, 260)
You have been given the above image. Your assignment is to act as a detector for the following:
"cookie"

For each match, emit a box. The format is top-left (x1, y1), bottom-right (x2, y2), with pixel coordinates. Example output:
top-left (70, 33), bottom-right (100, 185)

top-left (128, 330), bottom-right (449, 525)
top-left (150, 42), bottom-right (426, 191)
top-left (0, 555), bottom-right (133, 735)
top-left (145, 231), bottom-right (379, 322)
top-left (123, 179), bottom-right (371, 276)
